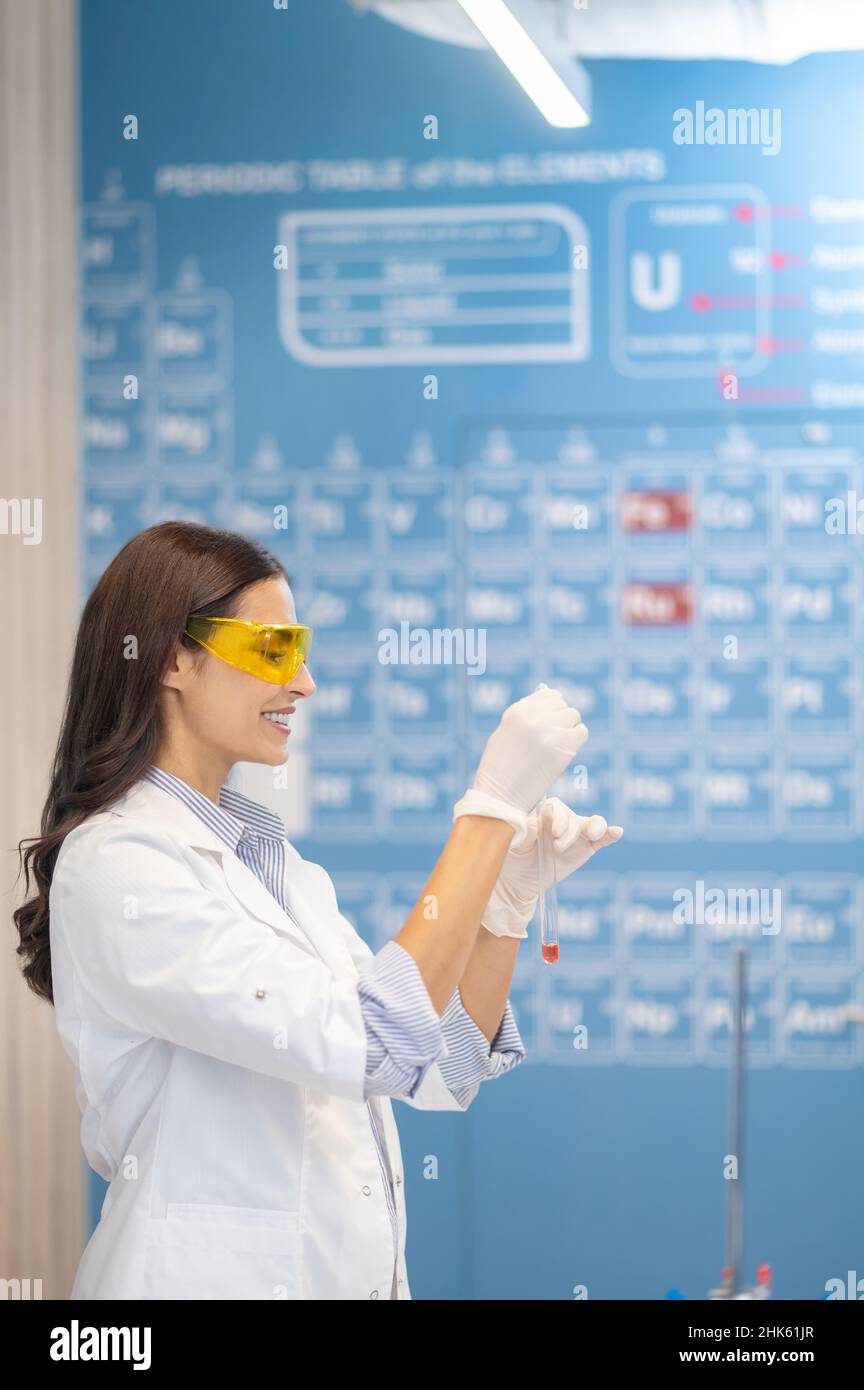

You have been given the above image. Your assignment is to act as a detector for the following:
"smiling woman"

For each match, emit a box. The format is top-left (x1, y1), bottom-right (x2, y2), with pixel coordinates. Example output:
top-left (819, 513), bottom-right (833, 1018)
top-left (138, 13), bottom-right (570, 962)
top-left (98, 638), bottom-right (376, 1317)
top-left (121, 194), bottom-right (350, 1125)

top-left (14, 519), bottom-right (619, 1300)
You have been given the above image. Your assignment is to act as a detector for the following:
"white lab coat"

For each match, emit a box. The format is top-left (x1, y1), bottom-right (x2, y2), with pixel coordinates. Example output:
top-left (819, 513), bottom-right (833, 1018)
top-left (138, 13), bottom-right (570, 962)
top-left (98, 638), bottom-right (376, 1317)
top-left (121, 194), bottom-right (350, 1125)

top-left (49, 776), bottom-right (476, 1300)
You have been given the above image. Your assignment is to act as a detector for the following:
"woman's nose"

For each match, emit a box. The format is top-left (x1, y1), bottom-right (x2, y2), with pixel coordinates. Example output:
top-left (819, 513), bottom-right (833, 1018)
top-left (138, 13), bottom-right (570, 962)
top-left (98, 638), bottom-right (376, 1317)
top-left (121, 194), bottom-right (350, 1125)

top-left (292, 664), bottom-right (316, 698)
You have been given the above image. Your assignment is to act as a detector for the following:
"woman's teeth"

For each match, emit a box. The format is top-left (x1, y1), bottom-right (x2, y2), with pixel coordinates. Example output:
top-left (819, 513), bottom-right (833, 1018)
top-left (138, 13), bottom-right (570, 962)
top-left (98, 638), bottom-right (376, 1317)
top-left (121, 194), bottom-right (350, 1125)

top-left (262, 712), bottom-right (291, 727)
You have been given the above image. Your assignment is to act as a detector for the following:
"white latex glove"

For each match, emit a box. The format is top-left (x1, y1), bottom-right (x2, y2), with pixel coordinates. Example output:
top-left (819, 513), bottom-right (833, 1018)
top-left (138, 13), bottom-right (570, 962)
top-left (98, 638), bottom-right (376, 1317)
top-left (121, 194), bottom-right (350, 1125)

top-left (452, 688), bottom-right (589, 845)
top-left (482, 797), bottom-right (624, 939)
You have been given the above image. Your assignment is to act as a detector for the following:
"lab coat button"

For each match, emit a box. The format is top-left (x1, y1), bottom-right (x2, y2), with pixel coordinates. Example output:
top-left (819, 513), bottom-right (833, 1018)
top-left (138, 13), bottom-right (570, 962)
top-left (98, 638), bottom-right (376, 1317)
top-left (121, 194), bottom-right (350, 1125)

top-left (370, 1289), bottom-right (379, 1299)
top-left (255, 989), bottom-right (267, 999)
top-left (362, 1184), bottom-right (372, 1195)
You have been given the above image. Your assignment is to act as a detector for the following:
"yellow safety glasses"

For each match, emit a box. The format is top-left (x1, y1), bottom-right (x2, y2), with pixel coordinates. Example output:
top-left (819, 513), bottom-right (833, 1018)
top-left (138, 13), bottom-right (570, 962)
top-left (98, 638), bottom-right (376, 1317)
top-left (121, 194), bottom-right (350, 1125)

top-left (185, 615), bottom-right (313, 685)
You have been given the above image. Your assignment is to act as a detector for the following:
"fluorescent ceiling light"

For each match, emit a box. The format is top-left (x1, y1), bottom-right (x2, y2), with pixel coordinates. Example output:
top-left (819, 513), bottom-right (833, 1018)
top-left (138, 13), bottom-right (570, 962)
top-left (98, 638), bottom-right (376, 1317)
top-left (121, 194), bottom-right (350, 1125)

top-left (455, 0), bottom-right (591, 127)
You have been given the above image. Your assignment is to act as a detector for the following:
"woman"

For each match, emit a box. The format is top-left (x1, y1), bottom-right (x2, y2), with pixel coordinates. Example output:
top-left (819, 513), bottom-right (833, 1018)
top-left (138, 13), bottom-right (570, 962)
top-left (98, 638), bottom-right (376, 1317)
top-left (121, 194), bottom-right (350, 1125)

top-left (14, 521), bottom-right (622, 1301)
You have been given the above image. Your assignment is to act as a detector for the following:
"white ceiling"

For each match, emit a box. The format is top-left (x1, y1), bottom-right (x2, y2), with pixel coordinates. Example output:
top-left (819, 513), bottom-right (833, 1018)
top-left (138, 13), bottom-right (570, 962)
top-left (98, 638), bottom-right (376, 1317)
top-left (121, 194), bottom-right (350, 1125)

top-left (367, 0), bottom-right (864, 64)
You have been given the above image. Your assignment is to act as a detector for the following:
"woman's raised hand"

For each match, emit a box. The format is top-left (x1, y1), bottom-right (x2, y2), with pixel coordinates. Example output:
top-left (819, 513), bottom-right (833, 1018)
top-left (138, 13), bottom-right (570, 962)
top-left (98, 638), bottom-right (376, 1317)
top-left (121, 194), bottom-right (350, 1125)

top-left (481, 797), bottom-right (623, 939)
top-left (541, 797), bottom-right (624, 878)
top-left (473, 686), bottom-right (588, 815)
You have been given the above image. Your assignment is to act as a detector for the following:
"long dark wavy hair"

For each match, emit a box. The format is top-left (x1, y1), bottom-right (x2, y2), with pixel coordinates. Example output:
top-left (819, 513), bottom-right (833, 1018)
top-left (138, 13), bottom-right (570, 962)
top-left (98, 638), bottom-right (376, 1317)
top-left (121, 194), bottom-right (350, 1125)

top-left (14, 521), bottom-right (288, 1005)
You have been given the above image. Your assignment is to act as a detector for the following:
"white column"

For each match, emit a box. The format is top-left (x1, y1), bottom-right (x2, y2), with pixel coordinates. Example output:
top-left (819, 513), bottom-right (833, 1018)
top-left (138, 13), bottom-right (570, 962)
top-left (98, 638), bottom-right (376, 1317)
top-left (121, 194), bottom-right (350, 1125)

top-left (0, 0), bottom-right (85, 1298)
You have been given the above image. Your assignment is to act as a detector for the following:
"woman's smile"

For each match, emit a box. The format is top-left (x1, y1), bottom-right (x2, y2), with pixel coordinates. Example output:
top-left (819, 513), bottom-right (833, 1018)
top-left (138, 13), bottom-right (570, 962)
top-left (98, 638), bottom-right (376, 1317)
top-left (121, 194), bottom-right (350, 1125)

top-left (262, 706), bottom-right (294, 735)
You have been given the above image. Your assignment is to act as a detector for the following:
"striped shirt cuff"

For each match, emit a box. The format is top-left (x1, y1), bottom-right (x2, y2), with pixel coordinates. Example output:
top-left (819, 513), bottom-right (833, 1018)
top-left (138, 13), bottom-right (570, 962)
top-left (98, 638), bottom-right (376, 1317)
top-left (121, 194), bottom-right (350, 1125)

top-left (436, 989), bottom-right (526, 1107)
top-left (357, 939), bottom-right (527, 1107)
top-left (357, 940), bottom-right (448, 1101)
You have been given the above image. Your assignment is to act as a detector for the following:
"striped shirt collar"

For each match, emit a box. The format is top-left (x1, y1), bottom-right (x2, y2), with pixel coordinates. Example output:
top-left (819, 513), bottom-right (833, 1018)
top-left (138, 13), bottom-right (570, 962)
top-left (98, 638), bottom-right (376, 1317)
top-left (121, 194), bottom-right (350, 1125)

top-left (144, 765), bottom-right (287, 853)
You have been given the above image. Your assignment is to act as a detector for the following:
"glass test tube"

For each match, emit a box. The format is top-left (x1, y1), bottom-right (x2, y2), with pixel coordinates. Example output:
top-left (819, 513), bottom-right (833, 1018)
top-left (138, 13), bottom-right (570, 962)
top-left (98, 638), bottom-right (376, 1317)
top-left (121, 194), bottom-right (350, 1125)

top-left (536, 793), bottom-right (559, 964)
top-left (533, 684), bottom-right (560, 964)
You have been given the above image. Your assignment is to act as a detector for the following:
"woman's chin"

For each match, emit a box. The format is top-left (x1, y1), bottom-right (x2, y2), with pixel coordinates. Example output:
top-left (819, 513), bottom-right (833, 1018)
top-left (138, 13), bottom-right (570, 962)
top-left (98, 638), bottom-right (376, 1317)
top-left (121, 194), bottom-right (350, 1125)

top-left (233, 739), bottom-right (290, 768)
top-left (260, 740), bottom-right (291, 766)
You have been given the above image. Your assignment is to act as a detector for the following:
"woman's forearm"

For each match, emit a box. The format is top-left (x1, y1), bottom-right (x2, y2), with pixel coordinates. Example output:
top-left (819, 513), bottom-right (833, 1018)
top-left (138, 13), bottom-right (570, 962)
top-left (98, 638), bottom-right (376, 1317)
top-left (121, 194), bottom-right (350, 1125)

top-left (457, 929), bottom-right (521, 1043)
top-left (393, 814), bottom-right (515, 1013)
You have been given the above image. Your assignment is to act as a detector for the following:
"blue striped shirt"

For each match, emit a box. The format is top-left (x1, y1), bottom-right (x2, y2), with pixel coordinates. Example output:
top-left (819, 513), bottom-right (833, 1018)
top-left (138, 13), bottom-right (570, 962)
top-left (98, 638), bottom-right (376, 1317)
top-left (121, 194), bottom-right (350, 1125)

top-left (143, 765), bottom-right (525, 1273)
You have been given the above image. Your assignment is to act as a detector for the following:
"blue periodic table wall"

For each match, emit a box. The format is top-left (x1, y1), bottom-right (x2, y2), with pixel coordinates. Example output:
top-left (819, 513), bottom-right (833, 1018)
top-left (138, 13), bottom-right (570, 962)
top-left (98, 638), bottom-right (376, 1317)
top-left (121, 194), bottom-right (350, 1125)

top-left (80, 0), bottom-right (864, 1298)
